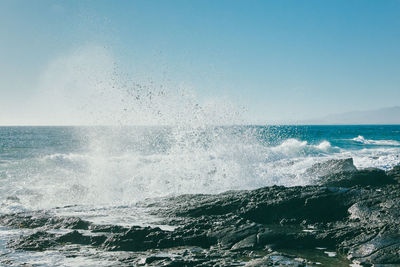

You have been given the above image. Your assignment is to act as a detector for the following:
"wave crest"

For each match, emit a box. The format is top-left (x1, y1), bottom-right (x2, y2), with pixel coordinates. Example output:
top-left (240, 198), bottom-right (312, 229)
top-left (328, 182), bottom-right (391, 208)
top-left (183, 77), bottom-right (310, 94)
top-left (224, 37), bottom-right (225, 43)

top-left (352, 135), bottom-right (400, 146)
top-left (270, 139), bottom-right (339, 157)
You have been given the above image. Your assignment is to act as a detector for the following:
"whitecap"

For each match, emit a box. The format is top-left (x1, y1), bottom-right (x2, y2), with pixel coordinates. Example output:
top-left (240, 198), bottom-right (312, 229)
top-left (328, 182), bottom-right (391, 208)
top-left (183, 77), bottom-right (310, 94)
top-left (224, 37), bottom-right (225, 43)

top-left (352, 135), bottom-right (400, 146)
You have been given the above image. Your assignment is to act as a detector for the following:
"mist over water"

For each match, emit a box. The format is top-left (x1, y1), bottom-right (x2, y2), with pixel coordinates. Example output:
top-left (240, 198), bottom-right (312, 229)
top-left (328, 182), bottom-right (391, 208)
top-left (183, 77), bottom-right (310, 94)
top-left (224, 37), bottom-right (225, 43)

top-left (1, 46), bottom-right (260, 209)
top-left (1, 50), bottom-right (400, 267)
top-left (38, 47), bottom-right (266, 205)
top-left (34, 45), bottom-right (243, 127)
top-left (2, 125), bottom-right (400, 213)
top-left (1, 47), bottom-right (400, 212)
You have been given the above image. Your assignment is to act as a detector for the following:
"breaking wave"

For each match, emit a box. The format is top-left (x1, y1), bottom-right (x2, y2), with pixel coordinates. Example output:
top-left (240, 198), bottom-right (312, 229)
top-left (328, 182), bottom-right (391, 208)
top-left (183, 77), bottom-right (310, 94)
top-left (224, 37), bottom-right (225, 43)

top-left (352, 135), bottom-right (400, 146)
top-left (1, 125), bottom-right (346, 211)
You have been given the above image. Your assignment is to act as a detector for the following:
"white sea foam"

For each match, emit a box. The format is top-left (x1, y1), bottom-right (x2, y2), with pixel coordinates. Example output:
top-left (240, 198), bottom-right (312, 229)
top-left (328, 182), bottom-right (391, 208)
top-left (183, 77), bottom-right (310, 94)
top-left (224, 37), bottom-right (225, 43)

top-left (1, 130), bottom-right (400, 212)
top-left (352, 135), bottom-right (400, 146)
top-left (348, 148), bottom-right (400, 170)
top-left (1, 132), bottom-right (346, 210)
top-left (269, 139), bottom-right (339, 157)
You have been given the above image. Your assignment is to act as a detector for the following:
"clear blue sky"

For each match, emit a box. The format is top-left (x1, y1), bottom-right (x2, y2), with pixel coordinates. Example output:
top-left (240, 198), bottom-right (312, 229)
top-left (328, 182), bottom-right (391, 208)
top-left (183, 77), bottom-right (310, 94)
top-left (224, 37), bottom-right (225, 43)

top-left (1, 0), bottom-right (399, 125)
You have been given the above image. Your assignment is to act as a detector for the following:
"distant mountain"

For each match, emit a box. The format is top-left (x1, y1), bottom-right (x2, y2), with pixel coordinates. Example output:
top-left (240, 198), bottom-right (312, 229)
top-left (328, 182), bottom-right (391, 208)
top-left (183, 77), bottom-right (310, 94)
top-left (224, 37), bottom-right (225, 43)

top-left (302, 106), bottom-right (400, 125)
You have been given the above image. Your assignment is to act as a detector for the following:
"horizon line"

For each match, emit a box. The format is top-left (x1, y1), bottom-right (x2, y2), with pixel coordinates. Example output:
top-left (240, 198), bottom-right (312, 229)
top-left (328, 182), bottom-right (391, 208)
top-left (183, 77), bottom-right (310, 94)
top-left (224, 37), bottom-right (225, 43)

top-left (1, 123), bottom-right (400, 127)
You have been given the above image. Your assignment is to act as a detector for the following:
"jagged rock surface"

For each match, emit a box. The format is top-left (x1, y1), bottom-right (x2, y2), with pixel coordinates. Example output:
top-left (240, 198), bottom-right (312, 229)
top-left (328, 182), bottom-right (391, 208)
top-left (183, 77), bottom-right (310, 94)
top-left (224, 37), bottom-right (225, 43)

top-left (2, 160), bottom-right (400, 266)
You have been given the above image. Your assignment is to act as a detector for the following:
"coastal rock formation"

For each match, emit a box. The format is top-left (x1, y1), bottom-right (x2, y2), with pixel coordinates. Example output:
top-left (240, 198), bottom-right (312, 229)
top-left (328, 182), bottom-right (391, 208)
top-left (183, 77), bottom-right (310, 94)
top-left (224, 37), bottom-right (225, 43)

top-left (387, 164), bottom-right (400, 183)
top-left (2, 159), bottom-right (400, 266)
top-left (305, 158), bottom-right (358, 177)
top-left (306, 157), bottom-right (396, 187)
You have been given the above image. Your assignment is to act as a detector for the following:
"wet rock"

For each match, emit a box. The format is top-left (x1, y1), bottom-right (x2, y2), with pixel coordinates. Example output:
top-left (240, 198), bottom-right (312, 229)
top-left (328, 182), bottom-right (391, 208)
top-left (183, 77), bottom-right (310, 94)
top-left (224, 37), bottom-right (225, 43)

top-left (306, 158), bottom-right (357, 177)
top-left (60, 217), bottom-right (92, 230)
top-left (102, 226), bottom-right (168, 251)
top-left (230, 234), bottom-right (257, 251)
top-left (215, 221), bottom-right (262, 249)
top-left (3, 176), bottom-right (400, 265)
top-left (336, 185), bottom-right (400, 265)
top-left (240, 186), bottom-right (353, 224)
top-left (319, 167), bottom-right (396, 187)
top-left (305, 158), bottom-right (396, 187)
top-left (346, 231), bottom-right (400, 265)
top-left (0, 212), bottom-right (52, 229)
top-left (245, 253), bottom-right (308, 267)
top-left (139, 255), bottom-right (172, 264)
top-left (90, 224), bottom-right (126, 233)
top-left (0, 213), bottom-right (91, 230)
top-left (387, 164), bottom-right (400, 183)
top-left (8, 231), bottom-right (56, 251)
top-left (57, 230), bottom-right (92, 245)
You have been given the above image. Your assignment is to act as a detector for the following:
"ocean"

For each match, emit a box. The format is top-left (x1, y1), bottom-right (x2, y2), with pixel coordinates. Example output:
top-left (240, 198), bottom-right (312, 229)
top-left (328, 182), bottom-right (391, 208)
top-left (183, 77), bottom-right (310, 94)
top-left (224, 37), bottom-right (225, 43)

top-left (1, 125), bottom-right (399, 266)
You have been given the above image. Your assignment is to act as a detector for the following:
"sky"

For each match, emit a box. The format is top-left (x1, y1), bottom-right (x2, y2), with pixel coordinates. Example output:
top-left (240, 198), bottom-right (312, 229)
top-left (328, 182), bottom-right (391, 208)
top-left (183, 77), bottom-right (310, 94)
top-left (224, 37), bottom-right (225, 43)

top-left (0, 0), bottom-right (399, 125)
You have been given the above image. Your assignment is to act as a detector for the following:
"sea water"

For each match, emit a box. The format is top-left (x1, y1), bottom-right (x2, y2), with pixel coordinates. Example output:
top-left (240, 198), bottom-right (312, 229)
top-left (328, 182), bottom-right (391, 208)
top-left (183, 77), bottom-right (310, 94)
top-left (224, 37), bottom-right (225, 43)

top-left (0, 125), bottom-right (399, 265)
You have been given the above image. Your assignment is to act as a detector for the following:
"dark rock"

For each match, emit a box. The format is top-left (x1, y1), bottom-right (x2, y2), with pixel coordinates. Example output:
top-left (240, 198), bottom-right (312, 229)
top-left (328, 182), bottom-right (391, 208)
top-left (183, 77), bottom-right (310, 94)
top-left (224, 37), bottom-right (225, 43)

top-left (306, 158), bottom-right (397, 187)
top-left (57, 230), bottom-right (91, 245)
top-left (0, 212), bottom-right (52, 229)
top-left (245, 253), bottom-right (309, 267)
top-left (59, 217), bottom-right (91, 230)
top-left (230, 234), bottom-right (257, 251)
top-left (215, 221), bottom-right (262, 249)
top-left (90, 224), bottom-right (126, 233)
top-left (320, 167), bottom-right (396, 187)
top-left (3, 181), bottom-right (400, 265)
top-left (142, 255), bottom-right (172, 264)
top-left (306, 158), bottom-right (357, 177)
top-left (387, 164), bottom-right (400, 183)
top-left (0, 213), bottom-right (92, 230)
top-left (102, 226), bottom-right (168, 251)
top-left (8, 231), bottom-right (56, 251)
top-left (240, 186), bottom-right (352, 224)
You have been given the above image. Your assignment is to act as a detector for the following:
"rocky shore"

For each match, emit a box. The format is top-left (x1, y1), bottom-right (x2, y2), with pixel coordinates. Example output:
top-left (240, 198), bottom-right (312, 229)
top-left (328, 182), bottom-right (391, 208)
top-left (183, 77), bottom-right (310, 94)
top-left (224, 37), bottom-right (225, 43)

top-left (1, 158), bottom-right (400, 266)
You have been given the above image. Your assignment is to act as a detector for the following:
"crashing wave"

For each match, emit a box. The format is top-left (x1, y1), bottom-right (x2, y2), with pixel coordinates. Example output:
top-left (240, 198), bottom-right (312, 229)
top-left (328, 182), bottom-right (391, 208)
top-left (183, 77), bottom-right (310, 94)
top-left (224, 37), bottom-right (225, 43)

top-left (269, 139), bottom-right (340, 156)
